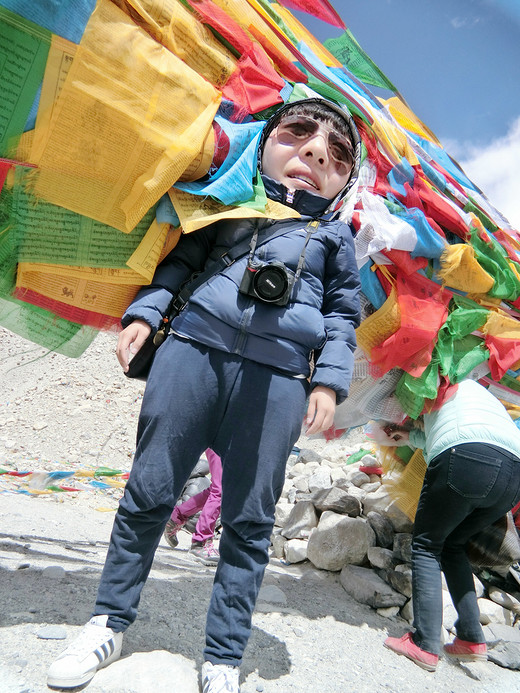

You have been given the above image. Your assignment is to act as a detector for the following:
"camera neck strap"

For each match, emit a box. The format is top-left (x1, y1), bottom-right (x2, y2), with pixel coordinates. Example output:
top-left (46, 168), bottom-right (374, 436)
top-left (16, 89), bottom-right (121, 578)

top-left (246, 219), bottom-right (319, 282)
top-left (171, 219), bottom-right (320, 316)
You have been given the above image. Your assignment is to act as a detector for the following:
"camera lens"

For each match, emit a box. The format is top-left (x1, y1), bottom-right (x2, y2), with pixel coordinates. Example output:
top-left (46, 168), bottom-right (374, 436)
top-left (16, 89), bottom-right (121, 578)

top-left (253, 265), bottom-right (289, 302)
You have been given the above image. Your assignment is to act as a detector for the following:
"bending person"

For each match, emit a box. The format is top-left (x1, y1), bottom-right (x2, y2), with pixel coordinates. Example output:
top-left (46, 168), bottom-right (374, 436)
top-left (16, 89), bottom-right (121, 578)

top-left (381, 379), bottom-right (520, 671)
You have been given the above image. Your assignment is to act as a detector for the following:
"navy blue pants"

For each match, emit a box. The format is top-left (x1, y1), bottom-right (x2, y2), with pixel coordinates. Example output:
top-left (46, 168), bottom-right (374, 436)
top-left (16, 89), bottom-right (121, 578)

top-left (94, 336), bottom-right (308, 665)
top-left (411, 442), bottom-right (520, 655)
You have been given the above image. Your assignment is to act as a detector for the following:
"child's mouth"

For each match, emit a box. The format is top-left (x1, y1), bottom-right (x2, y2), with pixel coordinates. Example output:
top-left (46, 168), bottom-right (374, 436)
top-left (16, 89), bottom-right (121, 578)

top-left (288, 174), bottom-right (319, 191)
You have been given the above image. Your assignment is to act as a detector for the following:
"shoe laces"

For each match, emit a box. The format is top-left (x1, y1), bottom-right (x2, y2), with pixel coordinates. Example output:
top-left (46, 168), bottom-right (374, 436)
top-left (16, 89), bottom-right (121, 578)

top-left (203, 663), bottom-right (239, 693)
top-left (202, 540), bottom-right (219, 557)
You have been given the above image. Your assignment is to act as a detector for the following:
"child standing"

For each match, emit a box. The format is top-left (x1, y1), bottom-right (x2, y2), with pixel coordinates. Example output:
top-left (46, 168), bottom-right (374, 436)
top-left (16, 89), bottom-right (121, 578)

top-left (47, 98), bottom-right (362, 693)
top-left (164, 448), bottom-right (222, 566)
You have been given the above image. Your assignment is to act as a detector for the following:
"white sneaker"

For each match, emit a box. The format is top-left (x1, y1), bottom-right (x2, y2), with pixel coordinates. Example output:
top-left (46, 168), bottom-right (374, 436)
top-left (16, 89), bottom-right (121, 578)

top-left (47, 615), bottom-right (123, 689)
top-left (201, 661), bottom-right (240, 693)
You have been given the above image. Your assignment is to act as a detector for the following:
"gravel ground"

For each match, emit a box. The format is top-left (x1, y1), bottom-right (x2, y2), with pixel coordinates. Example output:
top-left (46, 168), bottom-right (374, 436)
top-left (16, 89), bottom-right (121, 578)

top-left (1, 327), bottom-right (520, 692)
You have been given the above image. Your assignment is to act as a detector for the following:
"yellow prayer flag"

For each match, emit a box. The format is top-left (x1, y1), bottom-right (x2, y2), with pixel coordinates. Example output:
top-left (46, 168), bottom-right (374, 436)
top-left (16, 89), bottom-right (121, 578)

top-left (371, 116), bottom-right (419, 167)
top-left (482, 309), bottom-right (520, 341)
top-left (169, 188), bottom-right (299, 233)
top-left (126, 219), bottom-right (181, 283)
top-left (215, 0), bottom-right (294, 61)
top-left (111, 0), bottom-right (236, 87)
top-left (16, 263), bottom-right (141, 318)
top-left (437, 244), bottom-right (494, 293)
top-left (389, 448), bottom-right (427, 521)
top-left (355, 287), bottom-right (400, 356)
top-left (31, 0), bottom-right (221, 232)
top-left (381, 96), bottom-right (440, 145)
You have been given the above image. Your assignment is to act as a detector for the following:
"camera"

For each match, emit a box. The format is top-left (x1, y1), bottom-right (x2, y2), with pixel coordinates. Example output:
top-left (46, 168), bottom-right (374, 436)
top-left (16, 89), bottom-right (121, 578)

top-left (239, 260), bottom-right (295, 307)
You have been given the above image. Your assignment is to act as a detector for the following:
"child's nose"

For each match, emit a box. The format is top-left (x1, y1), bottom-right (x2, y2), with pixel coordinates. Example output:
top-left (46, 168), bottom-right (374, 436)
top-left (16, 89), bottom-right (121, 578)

top-left (302, 133), bottom-right (329, 165)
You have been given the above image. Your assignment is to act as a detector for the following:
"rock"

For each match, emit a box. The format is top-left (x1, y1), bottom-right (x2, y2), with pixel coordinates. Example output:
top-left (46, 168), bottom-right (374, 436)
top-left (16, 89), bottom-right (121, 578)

top-left (366, 511), bottom-right (394, 548)
top-left (484, 622), bottom-right (520, 645)
top-left (37, 625), bottom-right (67, 640)
top-left (281, 501), bottom-right (318, 539)
top-left (307, 466), bottom-right (332, 493)
top-left (339, 484), bottom-right (367, 503)
top-left (400, 599), bottom-right (413, 623)
top-left (42, 566), bottom-right (66, 580)
top-left (487, 641), bottom-right (520, 670)
top-left (271, 534), bottom-right (287, 559)
top-left (330, 466), bottom-right (347, 483)
top-left (360, 486), bottom-right (392, 515)
top-left (284, 539), bottom-right (309, 564)
top-left (33, 421), bottom-right (48, 431)
top-left (280, 479), bottom-right (293, 498)
top-left (377, 606), bottom-right (400, 619)
top-left (458, 661), bottom-right (489, 680)
top-left (384, 564), bottom-right (413, 598)
top-left (307, 512), bottom-right (376, 571)
top-left (258, 585), bottom-right (287, 605)
top-left (478, 597), bottom-right (512, 626)
top-left (360, 481), bottom-right (380, 493)
top-left (301, 461), bottom-right (320, 476)
top-left (287, 462), bottom-right (305, 478)
top-left (292, 475), bottom-right (310, 493)
top-left (345, 470), bottom-right (371, 487)
top-left (384, 500), bottom-right (414, 533)
top-left (488, 587), bottom-right (520, 616)
top-left (392, 533), bottom-right (413, 563)
top-left (297, 448), bottom-right (323, 465)
top-left (274, 501), bottom-right (293, 528)
top-left (311, 487), bottom-right (361, 516)
top-left (340, 565), bottom-right (407, 608)
top-left (89, 651), bottom-right (199, 692)
top-left (367, 546), bottom-right (396, 571)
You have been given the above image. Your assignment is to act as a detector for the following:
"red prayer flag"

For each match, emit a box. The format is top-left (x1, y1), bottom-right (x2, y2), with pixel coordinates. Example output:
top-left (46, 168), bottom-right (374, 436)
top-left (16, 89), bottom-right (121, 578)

top-left (13, 288), bottom-right (121, 331)
top-left (484, 334), bottom-right (520, 381)
top-left (370, 270), bottom-right (451, 377)
top-left (276, 0), bottom-right (345, 29)
top-left (0, 162), bottom-right (10, 194)
top-left (222, 45), bottom-right (285, 113)
top-left (189, 0), bottom-right (286, 112)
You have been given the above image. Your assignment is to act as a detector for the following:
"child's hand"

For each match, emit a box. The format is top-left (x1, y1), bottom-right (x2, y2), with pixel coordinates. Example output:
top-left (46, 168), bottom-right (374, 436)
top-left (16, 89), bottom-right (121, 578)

top-left (116, 320), bottom-right (152, 372)
top-left (384, 428), bottom-right (410, 446)
top-left (304, 386), bottom-right (336, 435)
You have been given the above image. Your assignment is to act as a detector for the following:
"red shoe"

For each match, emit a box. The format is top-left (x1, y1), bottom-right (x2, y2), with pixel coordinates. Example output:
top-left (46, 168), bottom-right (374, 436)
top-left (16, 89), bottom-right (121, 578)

top-left (444, 637), bottom-right (487, 661)
top-left (384, 632), bottom-right (438, 672)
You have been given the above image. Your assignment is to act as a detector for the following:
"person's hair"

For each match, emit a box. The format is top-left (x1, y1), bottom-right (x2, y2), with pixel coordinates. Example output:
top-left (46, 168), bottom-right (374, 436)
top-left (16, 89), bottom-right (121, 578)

top-left (277, 102), bottom-right (352, 143)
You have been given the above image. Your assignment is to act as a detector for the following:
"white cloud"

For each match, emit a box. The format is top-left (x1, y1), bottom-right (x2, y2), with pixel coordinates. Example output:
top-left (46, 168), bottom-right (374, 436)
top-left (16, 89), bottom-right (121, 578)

top-left (454, 117), bottom-right (520, 231)
top-left (450, 15), bottom-right (481, 29)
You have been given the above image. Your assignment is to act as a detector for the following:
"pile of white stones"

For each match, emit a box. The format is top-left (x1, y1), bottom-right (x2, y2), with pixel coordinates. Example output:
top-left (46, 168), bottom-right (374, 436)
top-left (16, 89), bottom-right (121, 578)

top-left (271, 443), bottom-right (520, 670)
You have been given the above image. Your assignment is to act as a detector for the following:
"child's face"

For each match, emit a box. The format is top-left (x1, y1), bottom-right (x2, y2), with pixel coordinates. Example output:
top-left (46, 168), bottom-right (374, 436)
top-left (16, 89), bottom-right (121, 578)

top-left (262, 115), bottom-right (354, 199)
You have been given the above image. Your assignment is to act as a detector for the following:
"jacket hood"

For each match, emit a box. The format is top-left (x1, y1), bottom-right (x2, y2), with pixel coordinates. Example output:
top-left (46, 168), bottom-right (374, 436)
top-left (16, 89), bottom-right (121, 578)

top-left (258, 98), bottom-right (361, 219)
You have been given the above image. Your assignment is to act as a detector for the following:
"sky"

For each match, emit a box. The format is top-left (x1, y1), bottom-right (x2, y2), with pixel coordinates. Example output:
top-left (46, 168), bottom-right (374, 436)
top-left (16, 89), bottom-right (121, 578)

top-left (292, 0), bottom-right (520, 229)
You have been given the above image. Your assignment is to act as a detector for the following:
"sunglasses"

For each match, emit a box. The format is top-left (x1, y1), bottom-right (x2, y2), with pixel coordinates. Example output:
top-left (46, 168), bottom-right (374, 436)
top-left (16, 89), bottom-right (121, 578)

top-left (275, 115), bottom-right (354, 172)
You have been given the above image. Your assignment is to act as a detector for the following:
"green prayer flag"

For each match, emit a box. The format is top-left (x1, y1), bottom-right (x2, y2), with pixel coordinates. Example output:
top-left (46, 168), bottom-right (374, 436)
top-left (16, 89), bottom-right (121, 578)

top-left (0, 6), bottom-right (51, 155)
top-left (324, 30), bottom-right (396, 91)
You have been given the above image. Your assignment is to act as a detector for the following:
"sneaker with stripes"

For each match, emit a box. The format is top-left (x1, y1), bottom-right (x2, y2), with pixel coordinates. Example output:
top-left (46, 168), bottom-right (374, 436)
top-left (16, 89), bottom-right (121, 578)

top-left (201, 661), bottom-right (240, 693)
top-left (47, 615), bottom-right (123, 689)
